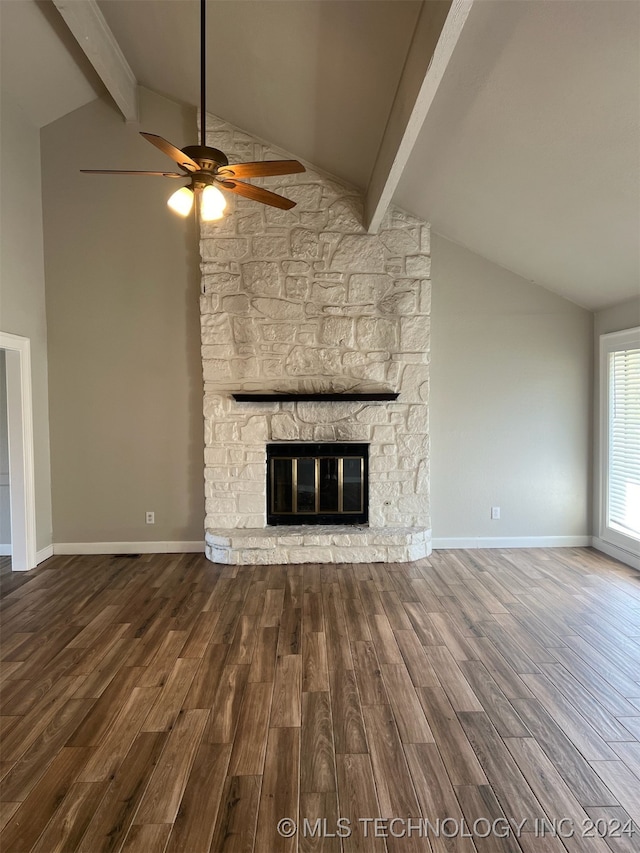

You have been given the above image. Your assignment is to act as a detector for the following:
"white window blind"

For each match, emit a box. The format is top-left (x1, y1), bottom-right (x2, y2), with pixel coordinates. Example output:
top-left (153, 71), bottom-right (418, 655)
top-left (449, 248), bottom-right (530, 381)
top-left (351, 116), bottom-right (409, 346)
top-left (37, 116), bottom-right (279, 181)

top-left (608, 347), bottom-right (640, 539)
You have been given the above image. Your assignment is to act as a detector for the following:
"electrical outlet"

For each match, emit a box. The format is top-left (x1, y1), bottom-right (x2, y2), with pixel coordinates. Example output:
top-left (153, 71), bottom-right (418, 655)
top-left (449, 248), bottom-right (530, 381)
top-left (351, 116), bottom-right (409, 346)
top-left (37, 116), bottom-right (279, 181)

top-left (145, 511), bottom-right (155, 524)
top-left (491, 506), bottom-right (500, 520)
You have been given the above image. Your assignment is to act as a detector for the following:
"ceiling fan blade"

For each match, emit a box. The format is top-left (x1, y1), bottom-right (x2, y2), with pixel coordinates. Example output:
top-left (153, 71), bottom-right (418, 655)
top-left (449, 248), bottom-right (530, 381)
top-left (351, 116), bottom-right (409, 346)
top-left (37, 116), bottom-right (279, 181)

top-left (219, 179), bottom-right (296, 210)
top-left (219, 160), bottom-right (305, 179)
top-left (80, 170), bottom-right (185, 177)
top-left (140, 132), bottom-right (201, 173)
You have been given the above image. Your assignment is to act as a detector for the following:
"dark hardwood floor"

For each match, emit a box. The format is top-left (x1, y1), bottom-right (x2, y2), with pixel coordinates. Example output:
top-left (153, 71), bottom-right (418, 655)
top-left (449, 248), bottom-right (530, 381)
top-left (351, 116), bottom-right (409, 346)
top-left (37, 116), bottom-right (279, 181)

top-left (1, 547), bottom-right (639, 852)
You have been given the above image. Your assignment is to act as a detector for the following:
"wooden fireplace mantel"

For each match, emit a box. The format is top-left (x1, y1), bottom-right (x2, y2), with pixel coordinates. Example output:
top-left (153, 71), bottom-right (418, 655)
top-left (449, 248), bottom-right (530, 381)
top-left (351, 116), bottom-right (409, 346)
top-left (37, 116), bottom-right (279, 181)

top-left (232, 392), bottom-right (399, 403)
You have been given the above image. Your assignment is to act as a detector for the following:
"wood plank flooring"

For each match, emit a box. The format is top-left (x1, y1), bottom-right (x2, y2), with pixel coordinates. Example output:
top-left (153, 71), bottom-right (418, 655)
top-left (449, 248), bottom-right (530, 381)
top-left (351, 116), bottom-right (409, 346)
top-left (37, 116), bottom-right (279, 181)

top-left (1, 548), bottom-right (640, 852)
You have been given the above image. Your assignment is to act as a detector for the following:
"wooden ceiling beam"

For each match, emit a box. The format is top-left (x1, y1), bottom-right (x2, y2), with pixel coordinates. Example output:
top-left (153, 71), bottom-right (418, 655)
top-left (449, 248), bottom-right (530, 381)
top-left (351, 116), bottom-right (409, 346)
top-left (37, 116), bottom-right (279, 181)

top-left (364, 0), bottom-right (474, 233)
top-left (52, 0), bottom-right (138, 122)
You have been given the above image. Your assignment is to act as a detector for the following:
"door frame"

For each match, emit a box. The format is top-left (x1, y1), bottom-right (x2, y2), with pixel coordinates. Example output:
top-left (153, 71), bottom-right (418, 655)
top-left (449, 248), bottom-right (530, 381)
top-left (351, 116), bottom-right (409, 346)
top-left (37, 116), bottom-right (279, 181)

top-left (0, 331), bottom-right (37, 571)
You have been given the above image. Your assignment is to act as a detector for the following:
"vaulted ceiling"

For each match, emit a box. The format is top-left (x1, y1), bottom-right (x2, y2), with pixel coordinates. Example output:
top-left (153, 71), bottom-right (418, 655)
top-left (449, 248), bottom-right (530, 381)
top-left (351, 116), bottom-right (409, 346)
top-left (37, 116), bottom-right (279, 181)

top-left (1, 0), bottom-right (638, 311)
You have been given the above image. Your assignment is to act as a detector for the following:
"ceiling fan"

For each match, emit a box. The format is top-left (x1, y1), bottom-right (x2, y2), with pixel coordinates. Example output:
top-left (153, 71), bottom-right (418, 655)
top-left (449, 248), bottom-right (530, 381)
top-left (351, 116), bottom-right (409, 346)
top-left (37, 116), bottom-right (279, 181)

top-left (81, 0), bottom-right (304, 221)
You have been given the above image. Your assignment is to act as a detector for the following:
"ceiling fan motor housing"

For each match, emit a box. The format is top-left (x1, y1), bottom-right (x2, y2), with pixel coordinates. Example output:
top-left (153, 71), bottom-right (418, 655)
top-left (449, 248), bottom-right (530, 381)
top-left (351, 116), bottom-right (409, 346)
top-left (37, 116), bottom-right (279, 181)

top-left (182, 145), bottom-right (229, 172)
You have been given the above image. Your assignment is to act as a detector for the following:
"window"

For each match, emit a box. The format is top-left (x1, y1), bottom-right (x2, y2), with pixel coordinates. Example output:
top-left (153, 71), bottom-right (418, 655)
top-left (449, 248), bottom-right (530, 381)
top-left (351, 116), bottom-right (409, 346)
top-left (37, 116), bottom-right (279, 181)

top-left (599, 327), bottom-right (640, 556)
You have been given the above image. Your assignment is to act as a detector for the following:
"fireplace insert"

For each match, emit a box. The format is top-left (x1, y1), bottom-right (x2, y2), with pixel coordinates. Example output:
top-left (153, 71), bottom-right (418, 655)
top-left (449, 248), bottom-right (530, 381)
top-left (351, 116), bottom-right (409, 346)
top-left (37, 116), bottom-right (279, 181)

top-left (267, 443), bottom-right (369, 525)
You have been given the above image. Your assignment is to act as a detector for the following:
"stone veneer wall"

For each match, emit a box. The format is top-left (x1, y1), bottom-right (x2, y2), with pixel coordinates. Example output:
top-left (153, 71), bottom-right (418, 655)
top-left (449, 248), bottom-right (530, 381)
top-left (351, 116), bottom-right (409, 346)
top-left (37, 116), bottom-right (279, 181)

top-left (200, 113), bottom-right (431, 563)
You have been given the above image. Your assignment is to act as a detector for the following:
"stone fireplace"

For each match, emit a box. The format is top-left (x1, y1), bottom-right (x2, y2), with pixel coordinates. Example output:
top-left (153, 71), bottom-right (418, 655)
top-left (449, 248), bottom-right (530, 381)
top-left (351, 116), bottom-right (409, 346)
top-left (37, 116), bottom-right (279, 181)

top-left (199, 113), bottom-right (431, 564)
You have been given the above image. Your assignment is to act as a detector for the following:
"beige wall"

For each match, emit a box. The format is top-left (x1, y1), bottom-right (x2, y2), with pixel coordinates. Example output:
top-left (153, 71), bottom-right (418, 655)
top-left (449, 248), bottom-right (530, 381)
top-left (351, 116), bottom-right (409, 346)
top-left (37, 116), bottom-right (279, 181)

top-left (430, 233), bottom-right (593, 543)
top-left (28, 80), bottom-right (626, 549)
top-left (41, 88), bottom-right (204, 544)
top-left (0, 93), bottom-right (53, 553)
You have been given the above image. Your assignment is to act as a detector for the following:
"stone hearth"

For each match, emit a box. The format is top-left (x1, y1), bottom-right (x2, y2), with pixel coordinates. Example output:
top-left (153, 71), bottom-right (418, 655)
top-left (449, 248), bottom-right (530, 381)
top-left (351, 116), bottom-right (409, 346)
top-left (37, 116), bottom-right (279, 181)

top-left (206, 526), bottom-right (430, 566)
top-left (200, 113), bottom-right (431, 564)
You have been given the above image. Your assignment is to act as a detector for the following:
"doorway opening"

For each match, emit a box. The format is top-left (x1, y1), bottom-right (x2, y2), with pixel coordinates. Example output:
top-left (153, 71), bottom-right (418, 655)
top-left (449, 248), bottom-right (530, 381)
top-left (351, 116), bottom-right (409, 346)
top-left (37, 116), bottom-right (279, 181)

top-left (0, 333), bottom-right (37, 571)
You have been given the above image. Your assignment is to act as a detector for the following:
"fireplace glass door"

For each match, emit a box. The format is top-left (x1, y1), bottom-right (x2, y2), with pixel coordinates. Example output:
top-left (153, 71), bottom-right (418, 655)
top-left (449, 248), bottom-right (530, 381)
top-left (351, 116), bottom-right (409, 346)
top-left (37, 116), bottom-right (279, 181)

top-left (267, 443), bottom-right (368, 525)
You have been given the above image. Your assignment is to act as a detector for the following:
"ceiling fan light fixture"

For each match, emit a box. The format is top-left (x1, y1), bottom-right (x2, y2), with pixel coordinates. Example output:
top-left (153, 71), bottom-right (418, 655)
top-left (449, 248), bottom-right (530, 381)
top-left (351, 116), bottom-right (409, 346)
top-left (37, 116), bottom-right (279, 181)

top-left (167, 186), bottom-right (194, 217)
top-left (200, 184), bottom-right (227, 221)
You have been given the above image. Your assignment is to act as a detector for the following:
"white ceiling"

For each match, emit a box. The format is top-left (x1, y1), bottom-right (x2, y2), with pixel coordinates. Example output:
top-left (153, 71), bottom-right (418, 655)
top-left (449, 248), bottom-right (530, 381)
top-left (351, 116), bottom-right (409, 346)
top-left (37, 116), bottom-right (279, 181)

top-left (1, 0), bottom-right (638, 311)
top-left (394, 0), bottom-right (640, 311)
top-left (98, 0), bottom-right (423, 190)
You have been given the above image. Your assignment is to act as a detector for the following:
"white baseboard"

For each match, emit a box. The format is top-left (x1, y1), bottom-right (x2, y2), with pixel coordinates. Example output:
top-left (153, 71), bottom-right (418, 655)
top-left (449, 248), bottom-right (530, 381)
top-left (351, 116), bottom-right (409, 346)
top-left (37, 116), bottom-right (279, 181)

top-left (17, 537), bottom-right (640, 571)
top-left (432, 535), bottom-right (592, 550)
top-left (0, 544), bottom-right (11, 556)
top-left (592, 537), bottom-right (640, 571)
top-left (53, 541), bottom-right (205, 556)
top-left (36, 544), bottom-right (54, 564)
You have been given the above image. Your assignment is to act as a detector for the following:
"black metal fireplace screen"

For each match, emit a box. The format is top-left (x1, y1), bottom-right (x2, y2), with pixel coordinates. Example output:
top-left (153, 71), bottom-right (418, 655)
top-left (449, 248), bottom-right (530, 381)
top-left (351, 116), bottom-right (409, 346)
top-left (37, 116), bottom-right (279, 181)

top-left (267, 443), bottom-right (369, 525)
